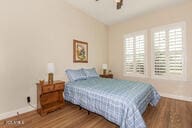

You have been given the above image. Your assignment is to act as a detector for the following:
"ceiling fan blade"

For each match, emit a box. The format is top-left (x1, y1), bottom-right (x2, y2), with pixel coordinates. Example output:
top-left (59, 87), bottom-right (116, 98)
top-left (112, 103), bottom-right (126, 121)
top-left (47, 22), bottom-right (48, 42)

top-left (117, 0), bottom-right (123, 9)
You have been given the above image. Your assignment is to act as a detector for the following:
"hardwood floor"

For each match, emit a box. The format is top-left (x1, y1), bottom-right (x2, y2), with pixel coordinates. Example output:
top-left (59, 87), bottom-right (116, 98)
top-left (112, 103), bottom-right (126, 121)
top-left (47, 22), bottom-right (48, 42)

top-left (0, 97), bottom-right (191, 128)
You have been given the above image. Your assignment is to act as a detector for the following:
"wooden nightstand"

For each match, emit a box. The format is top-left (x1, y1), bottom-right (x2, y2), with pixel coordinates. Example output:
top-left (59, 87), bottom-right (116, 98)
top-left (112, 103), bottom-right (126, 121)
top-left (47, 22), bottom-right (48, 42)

top-left (100, 74), bottom-right (113, 79)
top-left (36, 80), bottom-right (65, 116)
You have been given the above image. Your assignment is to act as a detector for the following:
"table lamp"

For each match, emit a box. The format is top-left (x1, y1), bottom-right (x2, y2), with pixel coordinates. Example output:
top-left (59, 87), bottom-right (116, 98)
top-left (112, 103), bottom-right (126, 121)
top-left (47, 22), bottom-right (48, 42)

top-left (102, 64), bottom-right (108, 75)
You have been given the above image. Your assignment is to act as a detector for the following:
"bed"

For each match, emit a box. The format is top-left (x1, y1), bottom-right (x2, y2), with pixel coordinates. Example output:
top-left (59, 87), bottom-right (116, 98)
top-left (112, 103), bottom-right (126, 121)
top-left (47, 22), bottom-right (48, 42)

top-left (64, 77), bottom-right (160, 128)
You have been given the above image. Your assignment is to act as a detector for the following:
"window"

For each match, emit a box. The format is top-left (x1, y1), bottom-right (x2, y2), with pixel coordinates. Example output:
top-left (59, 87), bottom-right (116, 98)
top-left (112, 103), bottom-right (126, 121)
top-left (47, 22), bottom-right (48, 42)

top-left (124, 31), bottom-right (147, 77)
top-left (151, 22), bottom-right (186, 80)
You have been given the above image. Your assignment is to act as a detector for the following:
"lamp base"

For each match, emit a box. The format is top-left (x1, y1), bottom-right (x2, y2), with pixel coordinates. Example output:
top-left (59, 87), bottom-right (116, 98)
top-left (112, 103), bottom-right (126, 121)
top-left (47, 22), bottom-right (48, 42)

top-left (103, 69), bottom-right (107, 75)
top-left (48, 73), bottom-right (54, 84)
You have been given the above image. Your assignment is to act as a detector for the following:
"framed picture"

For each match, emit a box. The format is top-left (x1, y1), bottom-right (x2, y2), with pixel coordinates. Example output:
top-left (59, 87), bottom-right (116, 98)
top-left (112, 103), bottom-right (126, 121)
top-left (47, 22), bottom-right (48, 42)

top-left (73, 40), bottom-right (88, 63)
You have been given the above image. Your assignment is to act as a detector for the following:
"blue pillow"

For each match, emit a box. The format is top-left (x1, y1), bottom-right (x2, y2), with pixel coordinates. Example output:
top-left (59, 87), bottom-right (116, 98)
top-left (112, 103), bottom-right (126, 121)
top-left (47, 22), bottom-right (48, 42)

top-left (83, 68), bottom-right (99, 78)
top-left (65, 69), bottom-right (86, 82)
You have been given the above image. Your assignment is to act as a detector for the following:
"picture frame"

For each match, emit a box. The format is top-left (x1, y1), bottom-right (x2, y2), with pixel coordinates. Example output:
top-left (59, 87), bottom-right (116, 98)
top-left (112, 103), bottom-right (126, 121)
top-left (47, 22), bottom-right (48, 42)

top-left (73, 40), bottom-right (88, 63)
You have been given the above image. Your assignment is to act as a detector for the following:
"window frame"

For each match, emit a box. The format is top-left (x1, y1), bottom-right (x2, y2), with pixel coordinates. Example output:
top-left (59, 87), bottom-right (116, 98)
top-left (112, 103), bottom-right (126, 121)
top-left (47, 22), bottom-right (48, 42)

top-left (151, 22), bottom-right (187, 81)
top-left (123, 30), bottom-right (148, 78)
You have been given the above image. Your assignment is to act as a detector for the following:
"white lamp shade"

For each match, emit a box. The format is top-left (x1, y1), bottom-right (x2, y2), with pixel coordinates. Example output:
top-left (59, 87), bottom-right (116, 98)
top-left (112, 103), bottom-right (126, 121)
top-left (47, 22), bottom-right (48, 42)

top-left (102, 64), bottom-right (108, 70)
top-left (47, 63), bottom-right (55, 73)
top-left (115, 0), bottom-right (121, 3)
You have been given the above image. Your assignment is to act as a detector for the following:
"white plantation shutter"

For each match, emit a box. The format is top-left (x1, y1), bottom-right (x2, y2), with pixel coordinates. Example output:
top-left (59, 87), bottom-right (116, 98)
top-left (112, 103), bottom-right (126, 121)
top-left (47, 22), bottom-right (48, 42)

top-left (135, 35), bottom-right (145, 74)
top-left (153, 31), bottom-right (167, 75)
top-left (168, 28), bottom-right (183, 75)
top-left (124, 32), bottom-right (146, 76)
top-left (124, 37), bottom-right (134, 73)
top-left (152, 22), bottom-right (185, 80)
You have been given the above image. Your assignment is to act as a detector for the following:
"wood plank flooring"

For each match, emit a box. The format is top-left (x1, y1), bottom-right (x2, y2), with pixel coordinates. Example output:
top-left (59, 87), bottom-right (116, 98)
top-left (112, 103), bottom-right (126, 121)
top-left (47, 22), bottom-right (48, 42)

top-left (0, 97), bottom-right (191, 128)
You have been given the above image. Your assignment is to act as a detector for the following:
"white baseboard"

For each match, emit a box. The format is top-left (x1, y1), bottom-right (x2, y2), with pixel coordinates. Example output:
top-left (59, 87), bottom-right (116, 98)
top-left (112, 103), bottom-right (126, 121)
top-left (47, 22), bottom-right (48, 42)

top-left (159, 92), bottom-right (192, 102)
top-left (0, 105), bottom-right (36, 120)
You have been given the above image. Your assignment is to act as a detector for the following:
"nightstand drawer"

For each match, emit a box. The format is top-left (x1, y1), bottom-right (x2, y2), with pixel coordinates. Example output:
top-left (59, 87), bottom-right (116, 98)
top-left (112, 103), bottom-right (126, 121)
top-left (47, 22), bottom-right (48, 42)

top-left (42, 85), bottom-right (54, 93)
top-left (40, 92), bottom-right (59, 106)
top-left (54, 84), bottom-right (64, 91)
top-left (100, 74), bottom-right (113, 79)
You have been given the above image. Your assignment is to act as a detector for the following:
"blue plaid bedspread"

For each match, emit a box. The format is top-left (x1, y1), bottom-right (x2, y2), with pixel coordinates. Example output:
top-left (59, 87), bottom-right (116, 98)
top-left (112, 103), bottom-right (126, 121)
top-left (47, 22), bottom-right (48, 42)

top-left (64, 78), bottom-right (160, 128)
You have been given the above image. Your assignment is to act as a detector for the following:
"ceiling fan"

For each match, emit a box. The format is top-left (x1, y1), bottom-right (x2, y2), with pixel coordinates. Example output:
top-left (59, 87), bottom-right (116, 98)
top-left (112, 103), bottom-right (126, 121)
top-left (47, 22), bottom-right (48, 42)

top-left (96, 0), bottom-right (123, 10)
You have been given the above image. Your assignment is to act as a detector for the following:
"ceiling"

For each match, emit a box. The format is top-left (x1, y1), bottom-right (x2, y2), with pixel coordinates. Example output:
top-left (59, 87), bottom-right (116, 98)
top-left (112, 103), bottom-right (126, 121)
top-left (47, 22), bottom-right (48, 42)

top-left (63, 0), bottom-right (190, 25)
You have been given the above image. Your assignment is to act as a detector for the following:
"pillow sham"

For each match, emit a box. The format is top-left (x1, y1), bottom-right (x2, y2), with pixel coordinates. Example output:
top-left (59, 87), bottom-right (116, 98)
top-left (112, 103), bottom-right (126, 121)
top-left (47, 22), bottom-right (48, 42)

top-left (65, 69), bottom-right (86, 82)
top-left (83, 68), bottom-right (99, 78)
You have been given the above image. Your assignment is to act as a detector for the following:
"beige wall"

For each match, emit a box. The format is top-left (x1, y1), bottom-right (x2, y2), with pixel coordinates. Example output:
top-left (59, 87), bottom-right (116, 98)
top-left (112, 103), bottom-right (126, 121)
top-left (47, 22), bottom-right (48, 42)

top-left (108, 2), bottom-right (192, 99)
top-left (0, 0), bottom-right (108, 114)
top-left (0, 0), bottom-right (192, 116)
